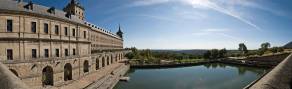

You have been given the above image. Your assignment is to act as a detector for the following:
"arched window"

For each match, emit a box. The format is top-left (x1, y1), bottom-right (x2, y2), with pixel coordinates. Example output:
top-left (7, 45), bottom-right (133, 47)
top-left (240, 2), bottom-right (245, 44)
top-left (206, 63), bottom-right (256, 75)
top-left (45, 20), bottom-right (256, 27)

top-left (42, 66), bottom-right (54, 86)
top-left (83, 60), bottom-right (89, 73)
top-left (102, 57), bottom-right (105, 67)
top-left (107, 56), bottom-right (110, 65)
top-left (116, 55), bottom-right (119, 62)
top-left (64, 63), bottom-right (72, 81)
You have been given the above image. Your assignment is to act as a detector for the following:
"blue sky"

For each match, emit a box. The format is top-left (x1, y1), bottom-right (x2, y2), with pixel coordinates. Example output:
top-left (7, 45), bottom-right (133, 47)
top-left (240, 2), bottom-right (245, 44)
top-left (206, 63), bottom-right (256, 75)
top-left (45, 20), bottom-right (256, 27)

top-left (28, 0), bottom-right (292, 49)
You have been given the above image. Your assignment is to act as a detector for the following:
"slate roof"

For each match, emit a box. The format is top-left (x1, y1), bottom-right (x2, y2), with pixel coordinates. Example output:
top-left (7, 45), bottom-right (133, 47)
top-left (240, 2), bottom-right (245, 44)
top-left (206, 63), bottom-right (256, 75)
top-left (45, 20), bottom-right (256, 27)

top-left (0, 0), bottom-right (122, 39)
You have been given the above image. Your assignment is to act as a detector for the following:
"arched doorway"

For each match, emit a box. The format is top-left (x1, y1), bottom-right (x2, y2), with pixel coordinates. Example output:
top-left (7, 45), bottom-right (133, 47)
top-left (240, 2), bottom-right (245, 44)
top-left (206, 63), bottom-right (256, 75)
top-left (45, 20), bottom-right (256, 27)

top-left (120, 54), bottom-right (123, 60)
top-left (42, 66), bottom-right (54, 86)
top-left (111, 55), bottom-right (113, 64)
top-left (107, 56), bottom-right (110, 65)
top-left (96, 58), bottom-right (99, 70)
top-left (9, 69), bottom-right (18, 77)
top-left (102, 57), bottom-right (105, 67)
top-left (64, 63), bottom-right (72, 81)
top-left (83, 60), bottom-right (89, 73)
top-left (116, 55), bottom-right (119, 62)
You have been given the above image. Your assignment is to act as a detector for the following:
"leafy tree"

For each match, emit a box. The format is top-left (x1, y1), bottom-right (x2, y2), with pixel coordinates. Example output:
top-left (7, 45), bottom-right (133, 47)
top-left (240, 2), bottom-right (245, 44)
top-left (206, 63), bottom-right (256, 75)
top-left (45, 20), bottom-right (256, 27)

top-left (125, 52), bottom-right (134, 59)
top-left (260, 42), bottom-right (271, 51)
top-left (270, 47), bottom-right (278, 54)
top-left (219, 48), bottom-right (227, 58)
top-left (238, 43), bottom-right (248, 56)
top-left (210, 49), bottom-right (219, 59)
top-left (204, 50), bottom-right (211, 59)
top-left (277, 47), bottom-right (284, 53)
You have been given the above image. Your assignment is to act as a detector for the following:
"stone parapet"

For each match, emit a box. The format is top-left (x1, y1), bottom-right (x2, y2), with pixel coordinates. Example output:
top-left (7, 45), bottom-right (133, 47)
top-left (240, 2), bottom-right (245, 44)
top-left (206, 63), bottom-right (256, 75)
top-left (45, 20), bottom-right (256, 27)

top-left (0, 62), bottom-right (29, 89)
top-left (246, 53), bottom-right (292, 89)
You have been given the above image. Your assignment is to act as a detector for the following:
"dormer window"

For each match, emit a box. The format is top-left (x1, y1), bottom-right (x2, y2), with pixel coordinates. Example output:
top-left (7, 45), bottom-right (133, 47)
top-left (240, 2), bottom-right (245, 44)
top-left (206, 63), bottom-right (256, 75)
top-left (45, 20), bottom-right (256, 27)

top-left (47, 7), bottom-right (55, 14)
top-left (24, 1), bottom-right (33, 10)
top-left (65, 13), bottom-right (71, 18)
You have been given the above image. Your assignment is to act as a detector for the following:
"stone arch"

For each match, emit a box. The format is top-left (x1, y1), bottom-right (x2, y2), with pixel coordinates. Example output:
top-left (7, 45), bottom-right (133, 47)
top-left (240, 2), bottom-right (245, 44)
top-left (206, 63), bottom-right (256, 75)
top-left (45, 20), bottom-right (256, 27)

top-left (119, 54), bottom-right (121, 60)
top-left (9, 69), bottom-right (18, 77)
top-left (107, 56), bottom-right (110, 65)
top-left (115, 55), bottom-right (118, 62)
top-left (102, 57), bottom-right (105, 67)
top-left (42, 66), bottom-right (54, 86)
top-left (64, 63), bottom-right (72, 81)
top-left (83, 60), bottom-right (89, 73)
top-left (96, 58), bottom-right (99, 70)
top-left (111, 55), bottom-right (113, 64)
top-left (120, 53), bottom-right (123, 60)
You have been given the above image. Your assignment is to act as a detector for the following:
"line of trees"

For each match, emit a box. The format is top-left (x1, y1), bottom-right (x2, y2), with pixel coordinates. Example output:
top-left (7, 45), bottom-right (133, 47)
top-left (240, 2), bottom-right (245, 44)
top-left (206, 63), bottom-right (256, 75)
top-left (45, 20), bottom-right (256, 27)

top-left (234, 42), bottom-right (284, 57)
top-left (125, 47), bottom-right (203, 63)
top-left (126, 42), bottom-right (286, 61)
top-left (203, 48), bottom-right (227, 59)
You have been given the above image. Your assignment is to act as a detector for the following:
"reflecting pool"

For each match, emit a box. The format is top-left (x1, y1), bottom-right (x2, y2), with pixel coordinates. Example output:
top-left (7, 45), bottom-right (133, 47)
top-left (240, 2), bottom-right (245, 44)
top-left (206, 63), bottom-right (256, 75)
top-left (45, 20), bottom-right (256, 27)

top-left (114, 63), bottom-right (267, 89)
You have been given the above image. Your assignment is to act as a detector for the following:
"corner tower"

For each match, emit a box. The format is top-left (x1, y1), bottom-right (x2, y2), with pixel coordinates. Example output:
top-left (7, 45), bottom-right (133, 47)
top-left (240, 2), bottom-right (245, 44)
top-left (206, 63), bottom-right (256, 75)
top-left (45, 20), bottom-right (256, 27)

top-left (116, 25), bottom-right (124, 39)
top-left (63, 0), bottom-right (85, 20)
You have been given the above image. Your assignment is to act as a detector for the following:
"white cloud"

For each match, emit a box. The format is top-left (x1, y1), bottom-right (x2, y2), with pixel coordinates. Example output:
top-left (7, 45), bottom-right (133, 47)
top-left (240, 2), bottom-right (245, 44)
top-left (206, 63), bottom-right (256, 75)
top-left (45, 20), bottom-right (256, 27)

top-left (180, 0), bottom-right (261, 31)
top-left (192, 28), bottom-right (228, 36)
top-left (129, 0), bottom-right (170, 7)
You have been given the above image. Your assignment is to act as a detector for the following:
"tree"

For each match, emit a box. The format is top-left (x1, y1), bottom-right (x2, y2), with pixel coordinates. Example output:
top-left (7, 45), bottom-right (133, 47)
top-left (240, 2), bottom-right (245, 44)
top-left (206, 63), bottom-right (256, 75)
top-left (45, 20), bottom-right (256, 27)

top-left (270, 47), bottom-right (278, 54)
top-left (238, 43), bottom-right (248, 56)
top-left (277, 47), bottom-right (284, 53)
top-left (219, 48), bottom-right (227, 58)
top-left (203, 50), bottom-right (211, 59)
top-left (210, 49), bottom-right (219, 59)
top-left (260, 42), bottom-right (271, 52)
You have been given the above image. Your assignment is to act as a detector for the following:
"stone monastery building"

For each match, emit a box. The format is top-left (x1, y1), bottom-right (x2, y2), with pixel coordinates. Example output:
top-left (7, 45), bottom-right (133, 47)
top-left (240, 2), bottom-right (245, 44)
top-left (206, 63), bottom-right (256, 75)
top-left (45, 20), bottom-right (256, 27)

top-left (0, 0), bottom-right (127, 88)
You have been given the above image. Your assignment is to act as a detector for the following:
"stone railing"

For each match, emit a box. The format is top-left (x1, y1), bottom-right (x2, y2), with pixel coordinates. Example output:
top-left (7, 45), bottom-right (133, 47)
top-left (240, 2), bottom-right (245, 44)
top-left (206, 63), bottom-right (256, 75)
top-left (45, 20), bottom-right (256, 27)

top-left (245, 53), bottom-right (292, 89)
top-left (0, 62), bottom-right (29, 89)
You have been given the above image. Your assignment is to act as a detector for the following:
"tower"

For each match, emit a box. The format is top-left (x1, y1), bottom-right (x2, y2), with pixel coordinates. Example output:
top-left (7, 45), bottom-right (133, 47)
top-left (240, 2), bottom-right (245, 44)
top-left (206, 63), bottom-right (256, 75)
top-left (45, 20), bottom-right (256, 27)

top-left (116, 25), bottom-right (123, 38)
top-left (63, 0), bottom-right (85, 20)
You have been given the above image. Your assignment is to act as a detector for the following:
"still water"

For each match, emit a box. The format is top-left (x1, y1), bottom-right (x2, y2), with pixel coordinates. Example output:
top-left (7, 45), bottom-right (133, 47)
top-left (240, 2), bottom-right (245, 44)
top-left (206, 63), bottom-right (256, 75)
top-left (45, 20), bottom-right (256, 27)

top-left (114, 63), bottom-right (267, 89)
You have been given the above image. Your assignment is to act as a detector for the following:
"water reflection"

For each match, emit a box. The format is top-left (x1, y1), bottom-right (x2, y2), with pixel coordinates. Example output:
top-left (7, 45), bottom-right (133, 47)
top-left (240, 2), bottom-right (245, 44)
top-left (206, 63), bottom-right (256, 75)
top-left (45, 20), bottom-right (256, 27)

top-left (204, 63), bottom-right (266, 76)
top-left (115, 63), bottom-right (267, 89)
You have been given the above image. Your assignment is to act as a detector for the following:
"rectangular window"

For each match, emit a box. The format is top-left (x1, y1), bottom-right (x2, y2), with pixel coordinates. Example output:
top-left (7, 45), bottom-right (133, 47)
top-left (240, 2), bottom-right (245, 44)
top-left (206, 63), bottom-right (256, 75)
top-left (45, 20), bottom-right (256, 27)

top-left (72, 29), bottom-right (76, 37)
top-left (31, 22), bottom-right (36, 33)
top-left (55, 25), bottom-right (59, 35)
top-left (64, 27), bottom-right (68, 36)
top-left (65, 49), bottom-right (69, 56)
top-left (73, 49), bottom-right (76, 55)
top-left (55, 49), bottom-right (59, 57)
top-left (7, 20), bottom-right (13, 32)
top-left (44, 49), bottom-right (49, 58)
top-left (44, 23), bottom-right (48, 34)
top-left (83, 31), bottom-right (86, 38)
top-left (32, 49), bottom-right (37, 58)
top-left (7, 49), bottom-right (13, 60)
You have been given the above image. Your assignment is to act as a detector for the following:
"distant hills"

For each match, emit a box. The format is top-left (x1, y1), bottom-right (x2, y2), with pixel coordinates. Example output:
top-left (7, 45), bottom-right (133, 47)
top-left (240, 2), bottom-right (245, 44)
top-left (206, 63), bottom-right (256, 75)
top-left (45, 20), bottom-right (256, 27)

top-left (151, 49), bottom-right (208, 55)
top-left (284, 42), bottom-right (292, 49)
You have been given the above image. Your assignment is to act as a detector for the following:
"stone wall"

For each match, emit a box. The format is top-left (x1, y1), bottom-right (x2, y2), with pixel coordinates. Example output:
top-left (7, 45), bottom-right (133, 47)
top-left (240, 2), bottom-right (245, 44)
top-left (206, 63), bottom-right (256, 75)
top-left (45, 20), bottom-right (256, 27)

top-left (246, 53), bottom-right (292, 89)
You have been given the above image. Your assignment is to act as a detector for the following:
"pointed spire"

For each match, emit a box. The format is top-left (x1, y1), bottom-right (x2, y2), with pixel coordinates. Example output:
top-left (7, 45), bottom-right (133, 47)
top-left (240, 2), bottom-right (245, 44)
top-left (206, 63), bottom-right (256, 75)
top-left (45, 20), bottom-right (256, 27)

top-left (70, 0), bottom-right (76, 4)
top-left (118, 24), bottom-right (122, 32)
top-left (117, 24), bottom-right (123, 38)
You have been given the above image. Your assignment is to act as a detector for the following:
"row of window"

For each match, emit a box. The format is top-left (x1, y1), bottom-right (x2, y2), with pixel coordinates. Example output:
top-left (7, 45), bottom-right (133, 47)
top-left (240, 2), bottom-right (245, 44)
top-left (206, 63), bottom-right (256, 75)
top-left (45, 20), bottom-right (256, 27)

top-left (6, 48), bottom-right (76, 60)
top-left (6, 20), bottom-right (87, 38)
